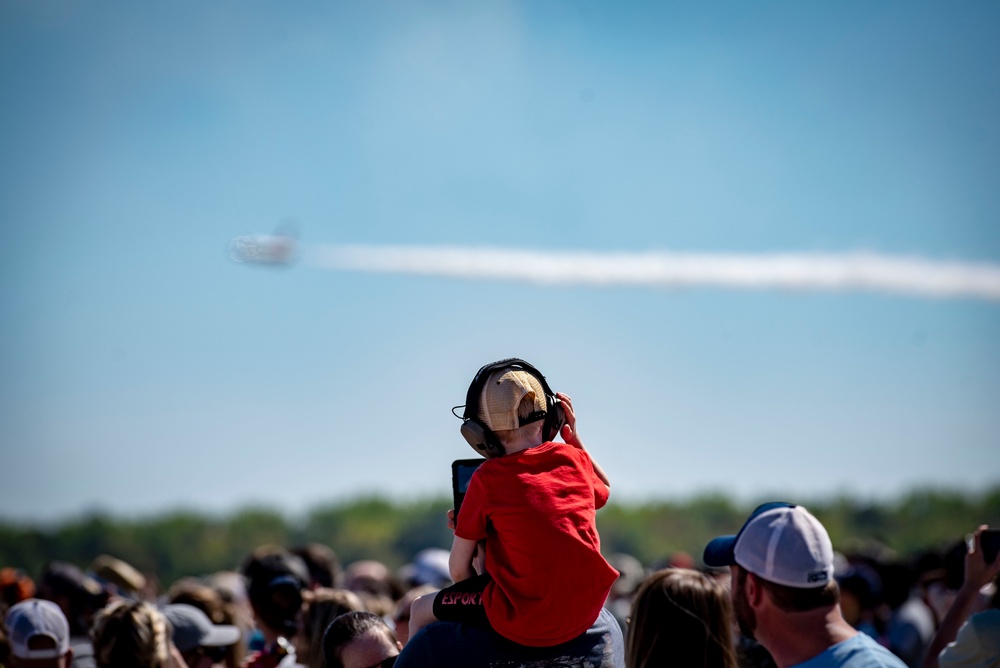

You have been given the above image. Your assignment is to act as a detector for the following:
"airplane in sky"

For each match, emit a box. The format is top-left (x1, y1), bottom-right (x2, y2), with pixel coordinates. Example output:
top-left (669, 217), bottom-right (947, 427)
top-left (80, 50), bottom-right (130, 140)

top-left (228, 222), bottom-right (298, 266)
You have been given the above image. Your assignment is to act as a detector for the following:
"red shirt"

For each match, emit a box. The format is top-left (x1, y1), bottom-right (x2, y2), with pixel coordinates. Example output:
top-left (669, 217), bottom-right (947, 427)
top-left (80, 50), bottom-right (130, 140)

top-left (455, 441), bottom-right (619, 647)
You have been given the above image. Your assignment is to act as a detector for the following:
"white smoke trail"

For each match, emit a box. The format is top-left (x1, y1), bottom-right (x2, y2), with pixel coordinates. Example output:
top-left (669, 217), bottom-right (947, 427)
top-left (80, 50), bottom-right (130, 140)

top-left (305, 244), bottom-right (1000, 302)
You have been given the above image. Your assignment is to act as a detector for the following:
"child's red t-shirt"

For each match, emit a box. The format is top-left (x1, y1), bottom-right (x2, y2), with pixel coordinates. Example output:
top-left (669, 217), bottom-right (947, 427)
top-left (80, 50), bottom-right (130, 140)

top-left (454, 441), bottom-right (620, 647)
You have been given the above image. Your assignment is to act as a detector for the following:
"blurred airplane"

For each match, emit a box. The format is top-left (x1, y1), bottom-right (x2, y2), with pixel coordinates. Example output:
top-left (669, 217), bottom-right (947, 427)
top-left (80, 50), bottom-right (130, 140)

top-left (228, 222), bottom-right (298, 266)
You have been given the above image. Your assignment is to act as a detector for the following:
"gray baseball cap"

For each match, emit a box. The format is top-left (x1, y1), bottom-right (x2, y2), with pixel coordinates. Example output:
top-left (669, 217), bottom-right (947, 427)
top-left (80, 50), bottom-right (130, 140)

top-left (162, 604), bottom-right (241, 653)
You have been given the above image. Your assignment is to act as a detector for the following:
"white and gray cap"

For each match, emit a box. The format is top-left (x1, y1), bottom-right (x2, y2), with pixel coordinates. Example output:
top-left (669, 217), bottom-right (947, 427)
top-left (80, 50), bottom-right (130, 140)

top-left (4, 598), bottom-right (71, 660)
top-left (161, 604), bottom-right (241, 653)
top-left (703, 502), bottom-right (835, 588)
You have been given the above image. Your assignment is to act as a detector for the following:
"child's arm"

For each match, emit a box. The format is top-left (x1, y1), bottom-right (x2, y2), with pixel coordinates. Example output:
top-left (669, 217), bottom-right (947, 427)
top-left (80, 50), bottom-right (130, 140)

top-left (449, 535), bottom-right (479, 582)
top-left (557, 392), bottom-right (610, 487)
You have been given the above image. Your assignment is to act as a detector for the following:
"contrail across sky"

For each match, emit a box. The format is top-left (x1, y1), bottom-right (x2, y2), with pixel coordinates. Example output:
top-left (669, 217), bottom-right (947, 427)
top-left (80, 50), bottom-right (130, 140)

top-left (304, 245), bottom-right (1000, 302)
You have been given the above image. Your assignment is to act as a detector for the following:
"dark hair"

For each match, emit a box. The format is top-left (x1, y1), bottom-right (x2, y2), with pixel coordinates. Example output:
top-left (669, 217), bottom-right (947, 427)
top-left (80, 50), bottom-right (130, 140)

top-left (240, 549), bottom-right (308, 636)
top-left (291, 544), bottom-right (343, 589)
top-left (322, 611), bottom-right (397, 668)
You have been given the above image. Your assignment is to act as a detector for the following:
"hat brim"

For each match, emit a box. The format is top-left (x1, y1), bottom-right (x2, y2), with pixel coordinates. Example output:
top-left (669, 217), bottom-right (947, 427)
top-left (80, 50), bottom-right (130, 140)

top-left (703, 535), bottom-right (738, 568)
top-left (200, 624), bottom-right (241, 648)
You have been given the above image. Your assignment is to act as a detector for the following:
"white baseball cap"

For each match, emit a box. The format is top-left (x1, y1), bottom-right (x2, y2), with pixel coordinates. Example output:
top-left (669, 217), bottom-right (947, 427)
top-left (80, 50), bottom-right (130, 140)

top-left (703, 502), bottom-right (835, 588)
top-left (5, 598), bottom-right (71, 659)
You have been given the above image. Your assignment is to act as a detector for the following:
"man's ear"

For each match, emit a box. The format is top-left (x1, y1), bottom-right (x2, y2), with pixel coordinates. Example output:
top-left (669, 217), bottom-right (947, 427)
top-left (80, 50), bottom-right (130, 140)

top-left (745, 572), bottom-right (765, 607)
top-left (62, 647), bottom-right (75, 668)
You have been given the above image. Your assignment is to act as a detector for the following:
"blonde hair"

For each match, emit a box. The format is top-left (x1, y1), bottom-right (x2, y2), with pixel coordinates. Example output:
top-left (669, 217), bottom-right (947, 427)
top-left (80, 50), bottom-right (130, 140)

top-left (91, 600), bottom-right (171, 668)
top-left (626, 568), bottom-right (737, 668)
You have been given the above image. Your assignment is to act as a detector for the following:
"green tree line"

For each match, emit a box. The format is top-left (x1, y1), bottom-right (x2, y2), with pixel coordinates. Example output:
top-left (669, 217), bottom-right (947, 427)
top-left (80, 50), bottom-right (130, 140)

top-left (2, 487), bottom-right (998, 588)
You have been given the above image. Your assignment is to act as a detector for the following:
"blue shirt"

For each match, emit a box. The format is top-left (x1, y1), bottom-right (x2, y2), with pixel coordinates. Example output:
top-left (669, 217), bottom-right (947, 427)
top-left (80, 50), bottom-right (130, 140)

top-left (793, 633), bottom-right (909, 668)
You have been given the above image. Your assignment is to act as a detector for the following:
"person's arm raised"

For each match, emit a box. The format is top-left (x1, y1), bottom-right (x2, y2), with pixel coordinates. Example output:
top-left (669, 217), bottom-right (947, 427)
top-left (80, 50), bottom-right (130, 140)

top-left (922, 525), bottom-right (1000, 668)
top-left (557, 392), bottom-right (610, 487)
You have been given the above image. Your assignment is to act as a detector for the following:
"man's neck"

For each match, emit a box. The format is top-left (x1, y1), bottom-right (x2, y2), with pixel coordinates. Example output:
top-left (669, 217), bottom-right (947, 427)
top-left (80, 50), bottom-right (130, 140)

top-left (759, 606), bottom-right (858, 668)
top-left (500, 436), bottom-right (546, 455)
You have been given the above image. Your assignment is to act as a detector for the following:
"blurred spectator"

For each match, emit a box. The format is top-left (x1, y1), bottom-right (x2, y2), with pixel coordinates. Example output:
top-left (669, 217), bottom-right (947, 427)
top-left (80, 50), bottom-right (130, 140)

top-left (389, 586), bottom-right (436, 647)
top-left (296, 589), bottom-right (366, 668)
top-left (923, 527), bottom-right (1000, 668)
top-left (322, 612), bottom-right (400, 668)
top-left (342, 562), bottom-right (398, 618)
top-left (1, 568), bottom-right (37, 609)
top-left (90, 555), bottom-right (146, 600)
top-left (625, 568), bottom-right (736, 668)
top-left (162, 603), bottom-right (241, 668)
top-left (168, 577), bottom-right (250, 668)
top-left (240, 549), bottom-right (309, 668)
top-left (37, 562), bottom-right (107, 668)
top-left (90, 599), bottom-right (175, 668)
top-left (5, 598), bottom-right (74, 668)
top-left (881, 561), bottom-right (935, 668)
top-left (290, 545), bottom-right (342, 591)
top-left (837, 560), bottom-right (884, 641)
top-left (395, 549), bottom-right (451, 591)
top-left (606, 553), bottom-right (645, 633)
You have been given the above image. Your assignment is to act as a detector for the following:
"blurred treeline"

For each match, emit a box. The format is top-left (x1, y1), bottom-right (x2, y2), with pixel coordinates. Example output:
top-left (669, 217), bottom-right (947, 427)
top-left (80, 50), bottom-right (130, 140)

top-left (2, 486), bottom-right (998, 588)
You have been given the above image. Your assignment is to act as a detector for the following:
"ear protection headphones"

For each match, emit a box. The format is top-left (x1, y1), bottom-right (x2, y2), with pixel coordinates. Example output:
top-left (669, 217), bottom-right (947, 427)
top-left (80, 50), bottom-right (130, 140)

top-left (454, 358), bottom-right (566, 458)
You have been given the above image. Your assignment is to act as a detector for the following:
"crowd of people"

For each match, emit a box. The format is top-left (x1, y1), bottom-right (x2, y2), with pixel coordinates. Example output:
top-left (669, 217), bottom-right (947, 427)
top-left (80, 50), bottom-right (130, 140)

top-left (1, 514), bottom-right (996, 668)
top-left (2, 359), bottom-right (998, 668)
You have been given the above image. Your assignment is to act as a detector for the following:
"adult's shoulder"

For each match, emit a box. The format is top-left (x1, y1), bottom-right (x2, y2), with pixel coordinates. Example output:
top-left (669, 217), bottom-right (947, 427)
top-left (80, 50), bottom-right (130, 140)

top-left (395, 607), bottom-right (624, 668)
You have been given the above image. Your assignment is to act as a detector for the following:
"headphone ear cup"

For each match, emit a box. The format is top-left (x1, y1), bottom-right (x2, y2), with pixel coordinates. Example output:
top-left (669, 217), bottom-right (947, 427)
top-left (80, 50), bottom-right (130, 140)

top-left (544, 394), bottom-right (566, 442)
top-left (460, 420), bottom-right (505, 458)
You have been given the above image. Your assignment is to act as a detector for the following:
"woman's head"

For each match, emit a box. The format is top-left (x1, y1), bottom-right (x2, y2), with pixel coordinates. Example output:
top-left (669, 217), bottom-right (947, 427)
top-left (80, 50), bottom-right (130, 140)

top-left (322, 611), bottom-right (401, 668)
top-left (91, 600), bottom-right (171, 668)
top-left (297, 588), bottom-right (366, 668)
top-left (626, 568), bottom-right (737, 668)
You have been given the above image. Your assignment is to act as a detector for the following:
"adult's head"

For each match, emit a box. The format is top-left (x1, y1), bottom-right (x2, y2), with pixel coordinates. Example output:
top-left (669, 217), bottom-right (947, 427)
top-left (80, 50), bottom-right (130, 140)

top-left (90, 599), bottom-right (171, 668)
top-left (4, 598), bottom-right (74, 668)
top-left (626, 568), bottom-right (737, 668)
top-left (162, 603), bottom-right (240, 668)
top-left (297, 588), bottom-right (366, 668)
top-left (704, 502), bottom-right (851, 668)
top-left (704, 502), bottom-right (837, 634)
top-left (240, 548), bottom-right (309, 641)
top-left (290, 543), bottom-right (343, 590)
top-left (36, 562), bottom-right (107, 637)
top-left (322, 611), bottom-right (401, 668)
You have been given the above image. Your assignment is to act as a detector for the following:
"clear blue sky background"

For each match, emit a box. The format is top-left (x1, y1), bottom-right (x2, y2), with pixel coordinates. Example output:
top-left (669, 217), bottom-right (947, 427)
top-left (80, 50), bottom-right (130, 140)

top-left (2, 1), bottom-right (998, 523)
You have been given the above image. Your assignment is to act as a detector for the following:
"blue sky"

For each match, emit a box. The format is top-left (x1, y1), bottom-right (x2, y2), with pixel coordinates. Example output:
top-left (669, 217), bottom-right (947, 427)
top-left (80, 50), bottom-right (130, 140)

top-left (2, 1), bottom-right (998, 522)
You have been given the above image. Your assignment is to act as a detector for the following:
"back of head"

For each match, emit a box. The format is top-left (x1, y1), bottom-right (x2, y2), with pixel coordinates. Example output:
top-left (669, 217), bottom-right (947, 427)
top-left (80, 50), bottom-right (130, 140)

top-left (291, 543), bottom-right (343, 589)
top-left (90, 600), bottom-right (170, 668)
top-left (37, 562), bottom-right (107, 636)
top-left (5, 598), bottom-right (71, 664)
top-left (240, 548), bottom-right (308, 636)
top-left (704, 503), bottom-right (840, 612)
top-left (322, 611), bottom-right (397, 668)
top-left (299, 589), bottom-right (366, 668)
top-left (626, 569), bottom-right (737, 668)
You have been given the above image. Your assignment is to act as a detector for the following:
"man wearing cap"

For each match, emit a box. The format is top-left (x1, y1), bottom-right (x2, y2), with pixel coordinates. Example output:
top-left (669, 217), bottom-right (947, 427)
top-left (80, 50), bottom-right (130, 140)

top-left (4, 598), bottom-right (74, 668)
top-left (162, 603), bottom-right (241, 668)
top-left (704, 502), bottom-right (908, 668)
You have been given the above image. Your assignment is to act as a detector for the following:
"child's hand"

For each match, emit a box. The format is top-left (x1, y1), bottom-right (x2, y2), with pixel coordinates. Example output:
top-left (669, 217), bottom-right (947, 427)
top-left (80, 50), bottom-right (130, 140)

top-left (446, 508), bottom-right (457, 531)
top-left (557, 392), bottom-right (584, 449)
